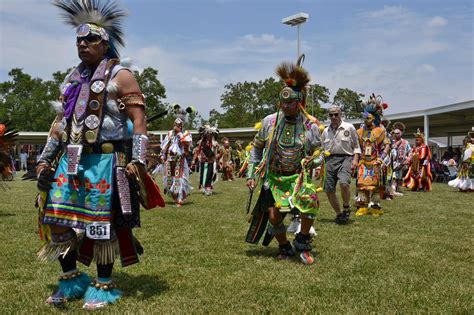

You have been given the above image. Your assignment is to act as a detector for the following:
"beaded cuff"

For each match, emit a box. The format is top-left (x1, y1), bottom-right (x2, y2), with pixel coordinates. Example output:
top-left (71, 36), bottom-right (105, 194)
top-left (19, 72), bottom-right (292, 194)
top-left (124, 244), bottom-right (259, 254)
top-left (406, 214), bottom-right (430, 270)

top-left (132, 134), bottom-right (149, 165)
top-left (246, 163), bottom-right (256, 180)
top-left (252, 137), bottom-right (265, 149)
top-left (90, 279), bottom-right (117, 290)
top-left (38, 137), bottom-right (61, 164)
top-left (58, 269), bottom-right (81, 281)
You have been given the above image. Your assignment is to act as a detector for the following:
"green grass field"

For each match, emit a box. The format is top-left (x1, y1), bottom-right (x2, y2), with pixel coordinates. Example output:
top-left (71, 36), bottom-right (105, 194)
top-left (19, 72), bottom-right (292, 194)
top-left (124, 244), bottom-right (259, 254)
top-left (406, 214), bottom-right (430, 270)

top-left (0, 173), bottom-right (472, 313)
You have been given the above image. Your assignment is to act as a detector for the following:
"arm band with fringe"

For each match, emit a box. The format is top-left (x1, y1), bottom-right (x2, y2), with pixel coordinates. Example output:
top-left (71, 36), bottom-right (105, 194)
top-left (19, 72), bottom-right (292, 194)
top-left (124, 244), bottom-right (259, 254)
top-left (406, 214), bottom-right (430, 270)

top-left (117, 92), bottom-right (146, 111)
top-left (246, 163), bottom-right (256, 180)
top-left (38, 137), bottom-right (61, 165)
top-left (132, 134), bottom-right (149, 165)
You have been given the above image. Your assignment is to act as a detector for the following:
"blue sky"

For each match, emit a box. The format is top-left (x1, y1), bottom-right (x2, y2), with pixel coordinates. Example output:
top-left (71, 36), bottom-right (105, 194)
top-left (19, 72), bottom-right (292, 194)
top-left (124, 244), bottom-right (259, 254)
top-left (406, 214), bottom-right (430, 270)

top-left (0, 0), bottom-right (472, 119)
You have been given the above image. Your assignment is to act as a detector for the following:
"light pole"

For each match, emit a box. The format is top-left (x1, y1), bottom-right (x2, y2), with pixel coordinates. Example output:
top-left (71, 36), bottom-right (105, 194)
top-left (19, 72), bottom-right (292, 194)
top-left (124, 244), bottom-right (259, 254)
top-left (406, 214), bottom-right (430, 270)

top-left (282, 12), bottom-right (309, 59)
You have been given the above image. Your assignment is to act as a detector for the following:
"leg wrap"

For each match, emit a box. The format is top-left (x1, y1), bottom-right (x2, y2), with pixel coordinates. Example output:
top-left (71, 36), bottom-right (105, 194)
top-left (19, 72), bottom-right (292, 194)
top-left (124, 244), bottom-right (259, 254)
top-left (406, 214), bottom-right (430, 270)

top-left (59, 250), bottom-right (77, 273)
top-left (268, 222), bottom-right (286, 236)
top-left (97, 263), bottom-right (114, 279)
top-left (293, 233), bottom-right (313, 251)
top-left (38, 229), bottom-right (77, 262)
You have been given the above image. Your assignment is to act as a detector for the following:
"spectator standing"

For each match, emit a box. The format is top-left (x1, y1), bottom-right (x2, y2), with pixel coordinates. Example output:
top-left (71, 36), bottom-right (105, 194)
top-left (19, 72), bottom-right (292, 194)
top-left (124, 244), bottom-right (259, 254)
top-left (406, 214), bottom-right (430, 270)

top-left (321, 105), bottom-right (361, 224)
top-left (20, 149), bottom-right (28, 171)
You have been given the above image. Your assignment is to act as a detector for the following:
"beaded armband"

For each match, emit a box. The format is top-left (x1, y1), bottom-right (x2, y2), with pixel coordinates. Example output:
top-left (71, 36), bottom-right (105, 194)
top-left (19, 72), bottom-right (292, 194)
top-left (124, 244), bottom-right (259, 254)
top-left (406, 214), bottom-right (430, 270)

top-left (132, 134), bottom-right (149, 165)
top-left (252, 137), bottom-right (265, 149)
top-left (117, 92), bottom-right (145, 111)
top-left (246, 163), bottom-right (256, 180)
top-left (38, 137), bottom-right (61, 164)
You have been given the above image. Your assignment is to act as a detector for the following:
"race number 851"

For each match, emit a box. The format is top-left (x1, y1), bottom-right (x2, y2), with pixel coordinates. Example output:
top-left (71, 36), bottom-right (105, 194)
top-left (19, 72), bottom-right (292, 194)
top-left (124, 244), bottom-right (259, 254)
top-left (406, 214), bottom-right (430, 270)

top-left (86, 222), bottom-right (111, 240)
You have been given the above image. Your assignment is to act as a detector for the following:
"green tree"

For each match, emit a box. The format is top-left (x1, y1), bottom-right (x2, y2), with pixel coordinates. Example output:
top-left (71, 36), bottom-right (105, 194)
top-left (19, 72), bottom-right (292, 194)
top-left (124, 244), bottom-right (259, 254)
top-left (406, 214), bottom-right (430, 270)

top-left (332, 88), bottom-right (364, 119)
top-left (307, 84), bottom-right (330, 121)
top-left (218, 78), bottom-right (283, 127)
top-left (0, 68), bottom-right (57, 131)
top-left (133, 67), bottom-right (167, 130)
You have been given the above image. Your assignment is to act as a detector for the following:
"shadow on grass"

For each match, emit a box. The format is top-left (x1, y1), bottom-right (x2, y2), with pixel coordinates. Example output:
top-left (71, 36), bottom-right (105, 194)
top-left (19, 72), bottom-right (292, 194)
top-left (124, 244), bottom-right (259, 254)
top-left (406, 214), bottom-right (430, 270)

top-left (0, 211), bottom-right (16, 217)
top-left (245, 247), bottom-right (276, 258)
top-left (164, 200), bottom-right (195, 206)
top-left (244, 247), bottom-right (320, 265)
top-left (114, 272), bottom-right (169, 299)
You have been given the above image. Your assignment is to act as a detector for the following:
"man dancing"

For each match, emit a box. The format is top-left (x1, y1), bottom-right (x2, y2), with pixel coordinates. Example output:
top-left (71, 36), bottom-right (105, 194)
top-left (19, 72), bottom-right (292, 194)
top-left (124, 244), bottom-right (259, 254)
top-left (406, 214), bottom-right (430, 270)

top-left (219, 137), bottom-right (234, 181)
top-left (234, 140), bottom-right (245, 177)
top-left (35, 0), bottom-right (163, 309)
top-left (355, 95), bottom-right (391, 216)
top-left (193, 125), bottom-right (220, 196)
top-left (448, 131), bottom-right (474, 192)
top-left (245, 58), bottom-right (323, 265)
top-left (403, 129), bottom-right (433, 192)
top-left (161, 118), bottom-right (193, 206)
top-left (391, 122), bottom-right (411, 195)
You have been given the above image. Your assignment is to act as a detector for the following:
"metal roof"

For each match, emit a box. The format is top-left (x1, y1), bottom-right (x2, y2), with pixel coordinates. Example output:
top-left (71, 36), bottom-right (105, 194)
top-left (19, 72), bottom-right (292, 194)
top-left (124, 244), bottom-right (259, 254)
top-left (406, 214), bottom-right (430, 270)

top-left (14, 99), bottom-right (474, 146)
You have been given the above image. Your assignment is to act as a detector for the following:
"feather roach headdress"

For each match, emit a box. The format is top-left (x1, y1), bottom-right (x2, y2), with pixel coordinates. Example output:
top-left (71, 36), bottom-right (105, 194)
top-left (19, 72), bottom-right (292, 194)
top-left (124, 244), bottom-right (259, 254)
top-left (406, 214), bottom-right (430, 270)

top-left (171, 103), bottom-right (195, 125)
top-left (360, 93), bottom-right (388, 127)
top-left (53, 0), bottom-right (127, 58)
top-left (392, 121), bottom-right (406, 133)
top-left (275, 54), bottom-right (310, 107)
top-left (413, 128), bottom-right (425, 141)
top-left (198, 125), bottom-right (219, 140)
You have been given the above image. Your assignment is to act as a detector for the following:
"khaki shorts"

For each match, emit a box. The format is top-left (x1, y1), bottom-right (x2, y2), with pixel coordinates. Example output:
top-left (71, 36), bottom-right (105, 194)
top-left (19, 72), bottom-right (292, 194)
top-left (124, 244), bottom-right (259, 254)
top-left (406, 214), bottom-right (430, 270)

top-left (324, 155), bottom-right (353, 192)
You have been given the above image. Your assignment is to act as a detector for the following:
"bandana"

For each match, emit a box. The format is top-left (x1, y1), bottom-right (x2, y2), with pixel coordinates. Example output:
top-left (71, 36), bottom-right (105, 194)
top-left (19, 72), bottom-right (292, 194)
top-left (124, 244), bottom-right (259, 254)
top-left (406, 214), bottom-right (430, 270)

top-left (280, 87), bottom-right (304, 103)
top-left (76, 23), bottom-right (109, 41)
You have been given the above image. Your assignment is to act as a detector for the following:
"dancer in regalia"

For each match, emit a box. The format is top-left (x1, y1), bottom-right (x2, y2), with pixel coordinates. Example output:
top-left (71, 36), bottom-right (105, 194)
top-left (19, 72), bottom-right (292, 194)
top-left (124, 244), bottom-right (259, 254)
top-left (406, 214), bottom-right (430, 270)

top-left (161, 118), bottom-right (193, 206)
top-left (245, 57), bottom-right (323, 265)
top-left (0, 121), bottom-right (17, 182)
top-left (34, 0), bottom-right (164, 309)
top-left (448, 131), bottom-right (473, 192)
top-left (192, 125), bottom-right (219, 196)
top-left (403, 129), bottom-right (433, 192)
top-left (234, 140), bottom-right (245, 177)
top-left (390, 122), bottom-right (411, 196)
top-left (354, 94), bottom-right (391, 216)
top-left (219, 137), bottom-right (234, 181)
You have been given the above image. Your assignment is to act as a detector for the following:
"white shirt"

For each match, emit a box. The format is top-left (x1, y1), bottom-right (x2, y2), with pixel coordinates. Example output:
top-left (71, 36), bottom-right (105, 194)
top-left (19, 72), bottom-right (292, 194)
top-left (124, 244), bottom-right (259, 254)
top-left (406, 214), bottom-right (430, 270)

top-left (321, 121), bottom-right (361, 155)
top-left (20, 152), bottom-right (28, 162)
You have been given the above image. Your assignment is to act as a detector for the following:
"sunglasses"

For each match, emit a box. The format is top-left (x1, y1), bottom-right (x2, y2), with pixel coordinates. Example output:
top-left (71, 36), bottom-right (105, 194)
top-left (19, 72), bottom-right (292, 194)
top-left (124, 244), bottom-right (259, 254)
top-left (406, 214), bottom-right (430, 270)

top-left (76, 35), bottom-right (103, 46)
top-left (329, 113), bottom-right (339, 117)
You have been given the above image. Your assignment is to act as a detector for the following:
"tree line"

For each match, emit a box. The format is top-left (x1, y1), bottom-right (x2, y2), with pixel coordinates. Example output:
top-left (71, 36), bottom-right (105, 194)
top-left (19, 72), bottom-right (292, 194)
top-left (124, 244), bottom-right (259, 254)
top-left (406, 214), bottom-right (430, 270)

top-left (0, 67), bottom-right (364, 132)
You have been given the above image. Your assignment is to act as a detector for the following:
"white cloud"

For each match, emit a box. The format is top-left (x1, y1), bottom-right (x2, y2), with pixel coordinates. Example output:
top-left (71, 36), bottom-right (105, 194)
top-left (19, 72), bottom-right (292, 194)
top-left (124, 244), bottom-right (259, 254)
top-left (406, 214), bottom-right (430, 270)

top-left (416, 64), bottom-right (436, 73)
top-left (428, 16), bottom-right (448, 27)
top-left (190, 77), bottom-right (219, 89)
top-left (368, 6), bottom-right (406, 19)
top-left (239, 34), bottom-right (285, 47)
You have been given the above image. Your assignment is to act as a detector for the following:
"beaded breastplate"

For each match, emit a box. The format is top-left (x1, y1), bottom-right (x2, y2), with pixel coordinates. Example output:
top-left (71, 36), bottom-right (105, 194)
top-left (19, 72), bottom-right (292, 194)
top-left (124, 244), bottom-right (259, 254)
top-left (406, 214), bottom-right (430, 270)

top-left (271, 120), bottom-right (304, 174)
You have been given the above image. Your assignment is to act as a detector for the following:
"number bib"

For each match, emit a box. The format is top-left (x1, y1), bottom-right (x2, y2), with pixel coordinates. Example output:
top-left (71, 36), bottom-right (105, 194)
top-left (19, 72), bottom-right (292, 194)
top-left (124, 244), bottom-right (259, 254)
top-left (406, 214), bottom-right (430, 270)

top-left (85, 222), bottom-right (111, 240)
top-left (364, 146), bottom-right (372, 156)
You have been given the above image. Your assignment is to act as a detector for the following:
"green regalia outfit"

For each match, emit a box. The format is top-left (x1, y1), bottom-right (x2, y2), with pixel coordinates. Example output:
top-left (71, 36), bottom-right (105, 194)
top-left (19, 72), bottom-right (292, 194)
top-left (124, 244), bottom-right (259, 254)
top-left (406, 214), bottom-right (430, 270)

top-left (245, 57), bottom-right (324, 265)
